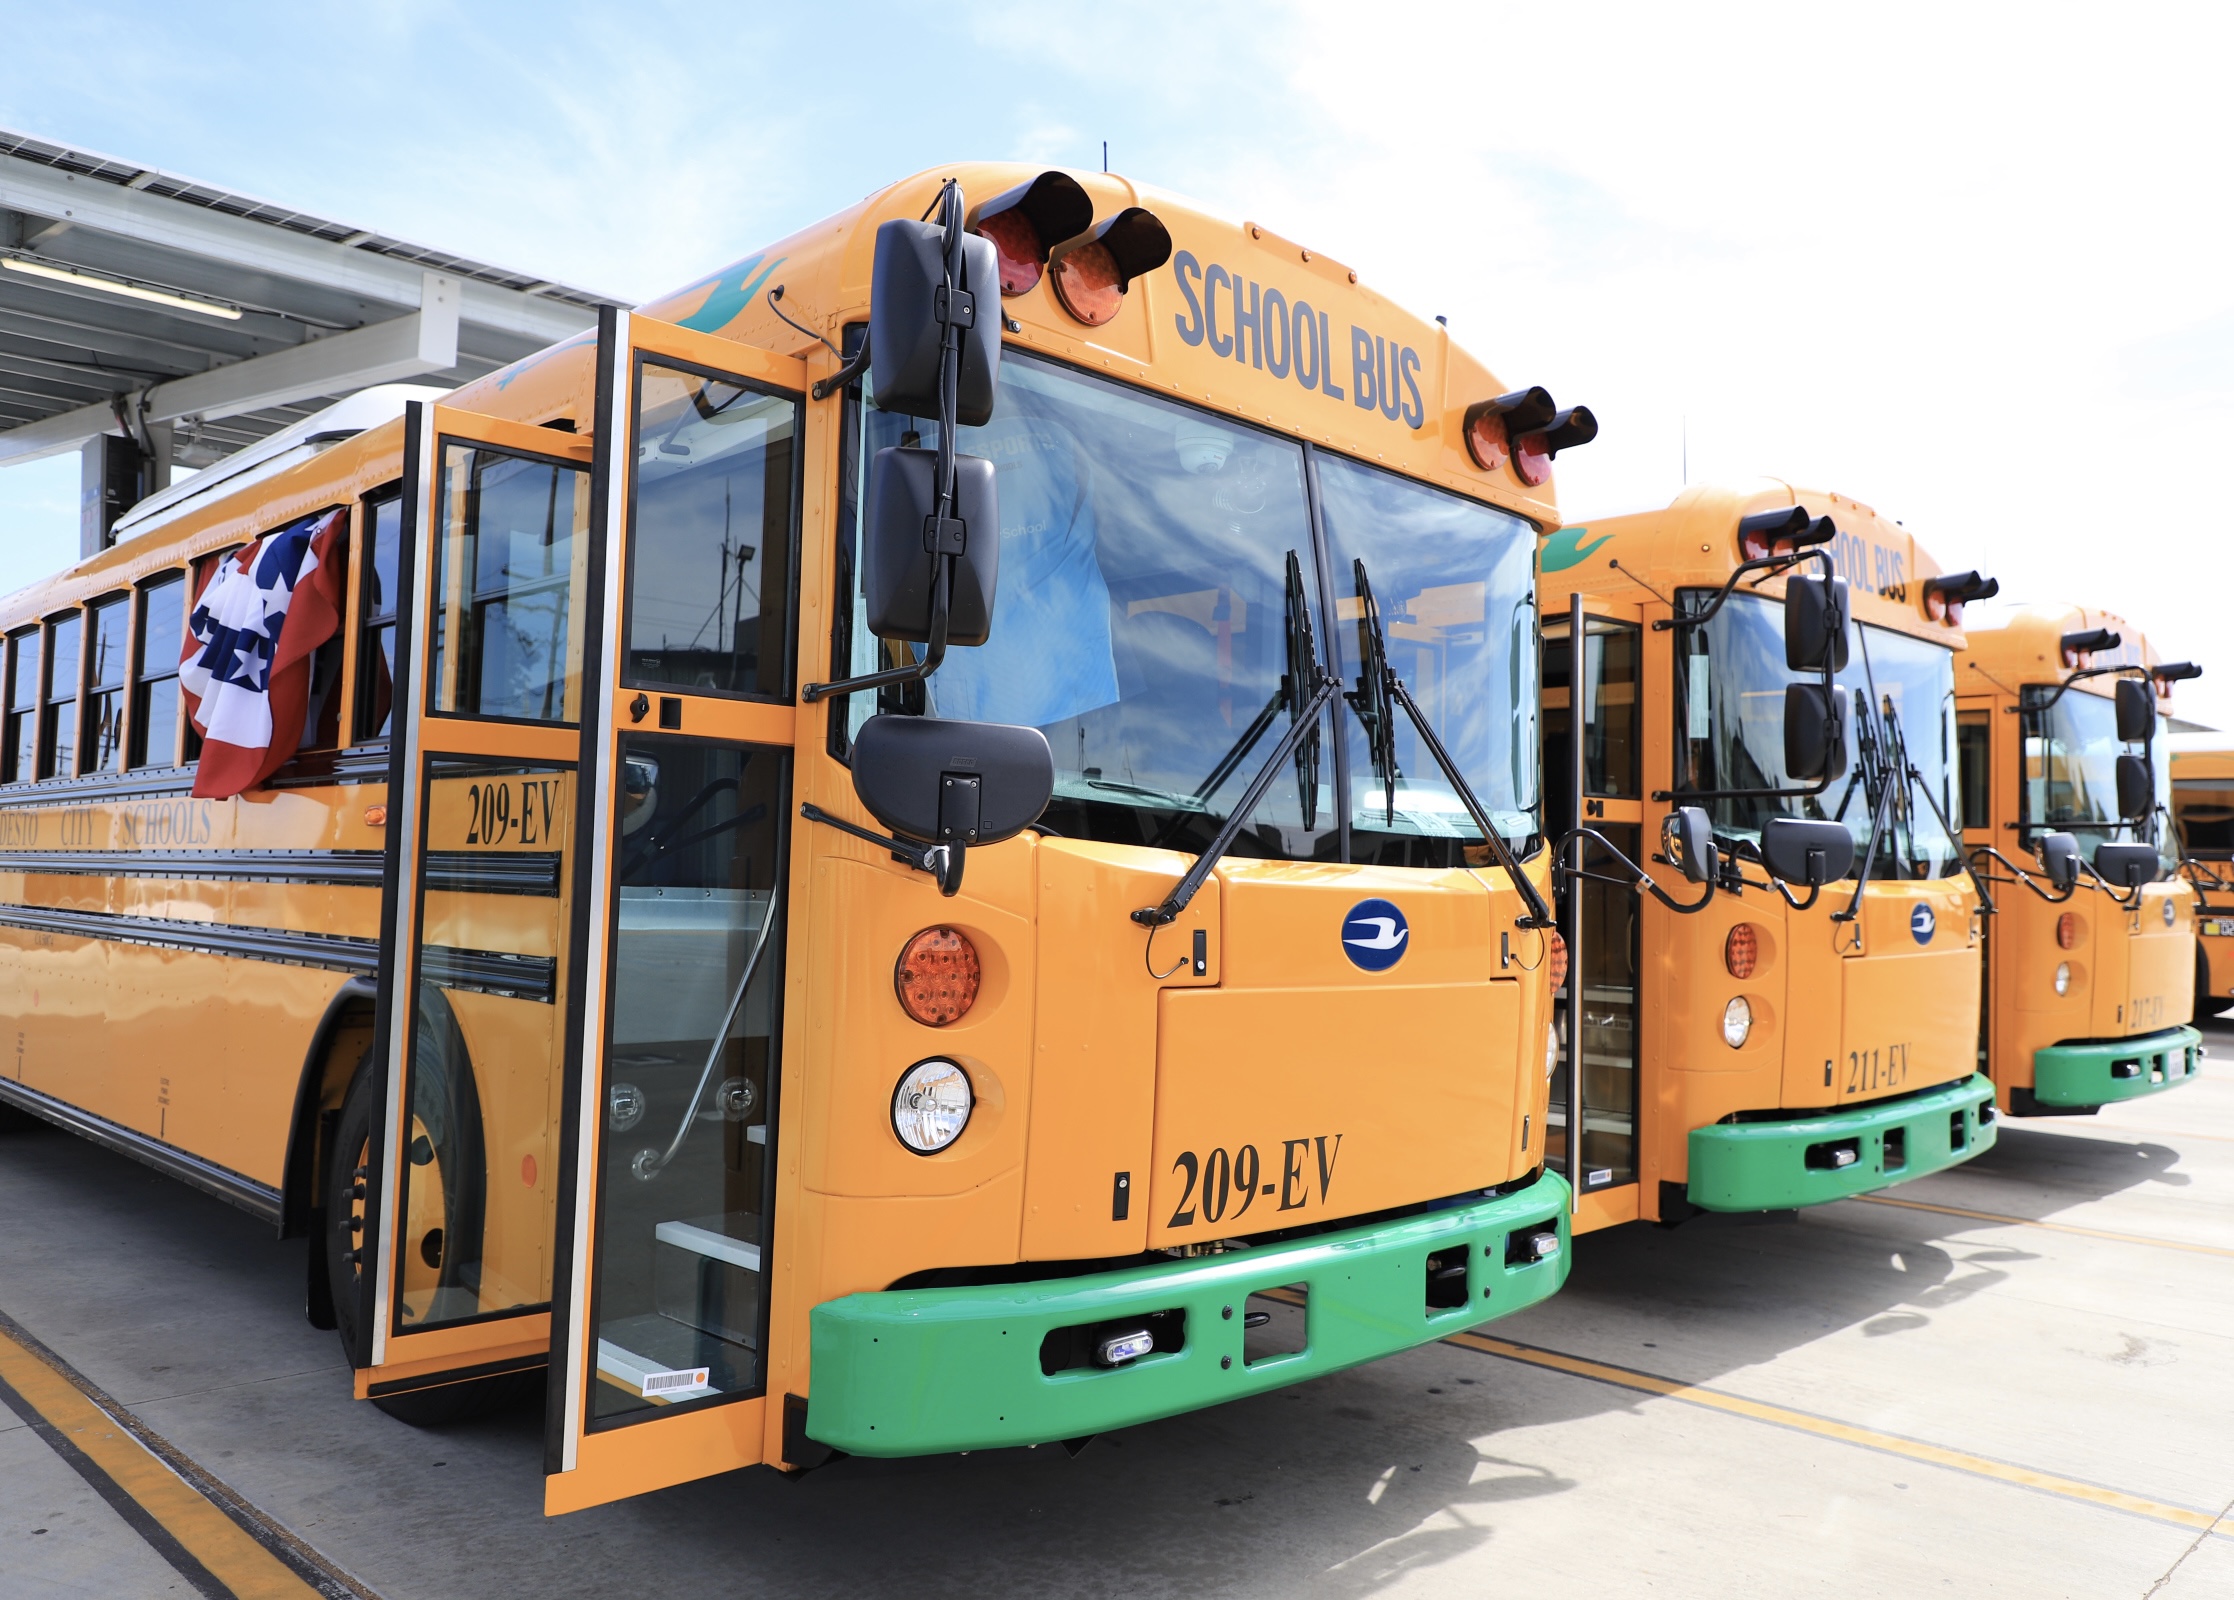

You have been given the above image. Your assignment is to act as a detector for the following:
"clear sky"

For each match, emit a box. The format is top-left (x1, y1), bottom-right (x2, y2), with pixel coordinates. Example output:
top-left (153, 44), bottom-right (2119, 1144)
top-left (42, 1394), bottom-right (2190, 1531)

top-left (3, 1), bottom-right (2229, 725)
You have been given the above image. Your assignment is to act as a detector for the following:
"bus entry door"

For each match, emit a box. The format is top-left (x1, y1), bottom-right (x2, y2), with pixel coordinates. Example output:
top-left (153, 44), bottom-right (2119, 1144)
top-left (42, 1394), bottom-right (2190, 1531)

top-left (1543, 599), bottom-right (1644, 1224)
top-left (356, 402), bottom-right (594, 1401)
top-left (545, 311), bottom-right (807, 1514)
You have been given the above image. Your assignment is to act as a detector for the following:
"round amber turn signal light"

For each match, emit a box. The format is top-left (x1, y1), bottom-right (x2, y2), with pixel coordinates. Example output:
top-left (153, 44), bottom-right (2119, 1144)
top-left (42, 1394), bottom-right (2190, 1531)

top-left (1725, 923), bottom-right (1758, 980)
top-left (895, 927), bottom-right (981, 1026)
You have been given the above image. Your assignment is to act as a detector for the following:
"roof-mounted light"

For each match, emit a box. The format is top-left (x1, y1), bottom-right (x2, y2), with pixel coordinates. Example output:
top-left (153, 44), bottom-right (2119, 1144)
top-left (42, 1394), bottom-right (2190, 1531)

top-left (966, 172), bottom-right (1095, 298)
top-left (1737, 506), bottom-right (1808, 562)
top-left (2155, 661), bottom-right (2204, 684)
top-left (1046, 207), bottom-right (1173, 327)
top-left (1513, 405), bottom-right (1597, 487)
top-left (2061, 627), bottom-right (2120, 668)
top-left (1924, 570), bottom-right (1999, 624)
top-left (1462, 387), bottom-right (1555, 474)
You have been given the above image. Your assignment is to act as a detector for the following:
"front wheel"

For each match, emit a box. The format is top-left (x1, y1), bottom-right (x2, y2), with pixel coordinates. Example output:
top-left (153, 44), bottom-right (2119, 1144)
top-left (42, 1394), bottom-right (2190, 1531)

top-left (323, 1058), bottom-right (538, 1427)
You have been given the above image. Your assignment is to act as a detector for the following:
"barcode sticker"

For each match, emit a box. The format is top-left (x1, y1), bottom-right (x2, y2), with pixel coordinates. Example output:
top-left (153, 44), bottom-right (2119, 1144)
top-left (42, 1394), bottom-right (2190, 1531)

top-left (641, 1366), bottom-right (711, 1398)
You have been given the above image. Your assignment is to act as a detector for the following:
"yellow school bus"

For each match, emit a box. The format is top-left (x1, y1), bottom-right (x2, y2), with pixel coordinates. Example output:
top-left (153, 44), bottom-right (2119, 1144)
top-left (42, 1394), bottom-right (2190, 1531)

top-left (2171, 739), bottom-right (2234, 1016)
top-left (1537, 481), bottom-right (1995, 1230)
top-left (0, 163), bottom-right (1575, 1513)
top-left (1954, 607), bottom-right (2201, 1112)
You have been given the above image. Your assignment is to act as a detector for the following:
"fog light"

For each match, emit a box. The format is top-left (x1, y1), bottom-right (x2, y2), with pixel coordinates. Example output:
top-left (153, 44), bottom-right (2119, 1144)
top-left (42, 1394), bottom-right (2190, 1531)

top-left (1523, 1229), bottom-right (1560, 1262)
top-left (2054, 961), bottom-right (2072, 997)
top-left (1095, 1329), bottom-right (1155, 1367)
top-left (1721, 995), bottom-right (1752, 1048)
top-left (891, 1059), bottom-right (973, 1153)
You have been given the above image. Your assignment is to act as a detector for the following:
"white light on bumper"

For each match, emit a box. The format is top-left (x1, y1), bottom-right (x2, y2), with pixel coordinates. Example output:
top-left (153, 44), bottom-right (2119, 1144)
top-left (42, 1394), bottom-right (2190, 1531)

top-left (892, 1058), bottom-right (973, 1153)
top-left (1095, 1329), bottom-right (1155, 1366)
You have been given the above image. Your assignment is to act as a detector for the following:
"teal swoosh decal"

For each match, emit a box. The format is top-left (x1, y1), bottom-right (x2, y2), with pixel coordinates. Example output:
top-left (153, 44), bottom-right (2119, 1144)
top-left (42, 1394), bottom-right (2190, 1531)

top-left (1541, 527), bottom-right (1613, 573)
top-left (493, 329), bottom-right (593, 391)
top-left (673, 254), bottom-right (785, 333)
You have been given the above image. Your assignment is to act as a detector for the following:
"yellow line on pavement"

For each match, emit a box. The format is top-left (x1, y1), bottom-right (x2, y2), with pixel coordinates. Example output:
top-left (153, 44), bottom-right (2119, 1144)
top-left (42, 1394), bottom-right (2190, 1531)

top-left (1850, 1192), bottom-right (2234, 1259)
top-left (1451, 1331), bottom-right (2228, 1537)
top-left (0, 1319), bottom-right (344, 1599)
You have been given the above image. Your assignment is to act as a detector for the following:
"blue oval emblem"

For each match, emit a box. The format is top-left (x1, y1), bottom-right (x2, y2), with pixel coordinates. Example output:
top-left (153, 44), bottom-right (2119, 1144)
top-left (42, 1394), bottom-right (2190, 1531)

top-left (1342, 898), bottom-right (1410, 971)
top-left (2164, 898), bottom-right (2176, 928)
top-left (1911, 903), bottom-right (1935, 945)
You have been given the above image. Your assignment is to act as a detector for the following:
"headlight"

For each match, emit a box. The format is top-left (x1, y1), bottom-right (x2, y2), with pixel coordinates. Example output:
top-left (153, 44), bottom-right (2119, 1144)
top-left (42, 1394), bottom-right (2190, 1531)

top-left (1721, 996), bottom-right (1752, 1049)
top-left (2054, 961), bottom-right (2072, 997)
top-left (892, 1058), bottom-right (973, 1153)
top-left (1546, 1022), bottom-right (1561, 1080)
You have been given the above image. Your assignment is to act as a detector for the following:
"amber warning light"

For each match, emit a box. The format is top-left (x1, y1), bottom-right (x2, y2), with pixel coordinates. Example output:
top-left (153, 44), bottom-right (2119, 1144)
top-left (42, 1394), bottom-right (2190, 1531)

top-left (1463, 388), bottom-right (1596, 486)
top-left (895, 926), bottom-right (982, 1026)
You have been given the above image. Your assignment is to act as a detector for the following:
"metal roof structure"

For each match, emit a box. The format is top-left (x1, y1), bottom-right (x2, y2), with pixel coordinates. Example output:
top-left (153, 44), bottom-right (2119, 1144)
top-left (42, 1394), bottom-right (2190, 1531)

top-left (0, 127), bottom-right (620, 471)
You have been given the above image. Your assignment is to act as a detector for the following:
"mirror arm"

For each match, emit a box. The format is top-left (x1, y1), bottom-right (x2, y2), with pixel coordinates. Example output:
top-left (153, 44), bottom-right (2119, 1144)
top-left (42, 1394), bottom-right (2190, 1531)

top-left (1133, 677), bottom-right (1342, 926)
top-left (1902, 761), bottom-right (1997, 915)
top-left (1649, 548), bottom-right (1831, 633)
top-left (1721, 838), bottom-right (1825, 911)
top-left (799, 801), bottom-right (965, 896)
top-left (2029, 663), bottom-right (2147, 715)
top-left (801, 555), bottom-right (955, 704)
top-left (1385, 674), bottom-right (1555, 927)
top-left (808, 329), bottom-right (873, 401)
top-left (1966, 844), bottom-right (2077, 904)
top-left (1552, 825), bottom-right (1716, 914)
top-left (2080, 860), bottom-right (2145, 909)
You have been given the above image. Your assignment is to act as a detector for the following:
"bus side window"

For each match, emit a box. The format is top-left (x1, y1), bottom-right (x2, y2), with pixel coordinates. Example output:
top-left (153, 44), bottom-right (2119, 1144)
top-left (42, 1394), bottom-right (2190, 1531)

top-left (300, 531), bottom-right (348, 753)
top-left (1957, 710), bottom-right (1990, 832)
top-left (41, 611), bottom-right (82, 780)
top-left (2, 628), bottom-right (38, 783)
top-left (131, 572), bottom-right (187, 770)
top-left (357, 488), bottom-right (402, 741)
top-left (84, 595), bottom-right (130, 775)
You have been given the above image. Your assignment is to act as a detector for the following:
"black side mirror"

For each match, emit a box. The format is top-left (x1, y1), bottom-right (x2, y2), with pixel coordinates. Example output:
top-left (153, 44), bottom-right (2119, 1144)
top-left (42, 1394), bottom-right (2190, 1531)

top-left (2094, 841), bottom-right (2160, 889)
top-left (2115, 677), bottom-right (2156, 744)
top-left (1784, 575), bottom-right (1851, 673)
top-left (862, 448), bottom-right (998, 644)
top-left (1784, 683), bottom-right (1848, 783)
top-left (851, 714), bottom-right (1053, 849)
top-left (869, 216), bottom-right (1001, 425)
top-left (2036, 831), bottom-right (2081, 893)
top-left (1666, 806), bottom-right (1716, 885)
top-left (1760, 817), bottom-right (1856, 887)
top-left (2115, 752), bottom-right (2152, 820)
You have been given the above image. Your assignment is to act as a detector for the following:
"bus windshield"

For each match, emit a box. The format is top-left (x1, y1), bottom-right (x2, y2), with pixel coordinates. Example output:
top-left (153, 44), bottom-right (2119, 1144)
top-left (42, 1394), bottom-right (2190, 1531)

top-left (2025, 688), bottom-right (2176, 870)
top-left (1675, 590), bottom-right (1961, 878)
top-left (842, 350), bottom-right (1539, 859)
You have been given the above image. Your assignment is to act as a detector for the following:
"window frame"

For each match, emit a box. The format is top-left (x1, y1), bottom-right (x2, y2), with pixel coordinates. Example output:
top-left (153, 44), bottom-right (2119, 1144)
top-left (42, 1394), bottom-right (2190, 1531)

top-left (2, 626), bottom-right (38, 785)
top-left (129, 570), bottom-right (189, 771)
top-left (38, 608), bottom-right (84, 781)
top-left (619, 349), bottom-right (805, 707)
top-left (356, 483), bottom-right (405, 745)
top-left (81, 591), bottom-right (132, 777)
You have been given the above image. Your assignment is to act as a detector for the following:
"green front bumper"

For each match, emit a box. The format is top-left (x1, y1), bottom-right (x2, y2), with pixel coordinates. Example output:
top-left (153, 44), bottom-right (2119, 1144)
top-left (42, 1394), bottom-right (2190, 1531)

top-left (1688, 1074), bottom-right (1997, 1213)
top-left (805, 1172), bottom-right (1571, 1457)
top-left (2031, 1026), bottom-right (2203, 1108)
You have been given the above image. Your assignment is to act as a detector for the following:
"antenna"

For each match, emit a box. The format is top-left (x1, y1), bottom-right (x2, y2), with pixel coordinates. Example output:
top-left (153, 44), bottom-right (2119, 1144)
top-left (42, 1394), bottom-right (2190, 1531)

top-left (1102, 140), bottom-right (1109, 173)
top-left (1681, 413), bottom-right (1688, 486)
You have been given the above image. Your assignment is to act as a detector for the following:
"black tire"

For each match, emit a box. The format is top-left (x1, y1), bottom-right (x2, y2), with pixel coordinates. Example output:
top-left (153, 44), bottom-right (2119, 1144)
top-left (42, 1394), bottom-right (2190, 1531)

top-left (324, 1058), bottom-right (538, 1428)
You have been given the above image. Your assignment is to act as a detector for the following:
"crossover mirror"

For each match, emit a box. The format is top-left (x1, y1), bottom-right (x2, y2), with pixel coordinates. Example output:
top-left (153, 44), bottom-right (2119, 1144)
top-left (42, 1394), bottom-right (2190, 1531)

top-left (1760, 817), bottom-right (1855, 887)
top-left (1784, 574), bottom-right (1851, 674)
top-left (851, 714), bottom-right (1054, 849)
top-left (2093, 841), bottom-right (2159, 889)
top-left (862, 447), bottom-right (999, 644)
top-left (2115, 677), bottom-right (2156, 745)
top-left (1667, 805), bottom-right (1716, 885)
top-left (1783, 682), bottom-right (1848, 783)
top-left (2035, 831), bottom-right (2081, 893)
top-left (2114, 752), bottom-right (2152, 821)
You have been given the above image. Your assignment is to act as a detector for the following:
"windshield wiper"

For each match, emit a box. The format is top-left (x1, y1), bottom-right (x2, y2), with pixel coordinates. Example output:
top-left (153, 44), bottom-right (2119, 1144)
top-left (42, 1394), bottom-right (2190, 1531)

top-left (1349, 558), bottom-right (1400, 822)
top-left (1351, 557), bottom-right (1553, 926)
top-left (1187, 550), bottom-right (1325, 826)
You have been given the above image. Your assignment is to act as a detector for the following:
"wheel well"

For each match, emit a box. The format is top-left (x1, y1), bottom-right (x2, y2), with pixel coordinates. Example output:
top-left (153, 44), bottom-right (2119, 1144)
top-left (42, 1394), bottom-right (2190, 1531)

top-left (279, 977), bottom-right (379, 1240)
